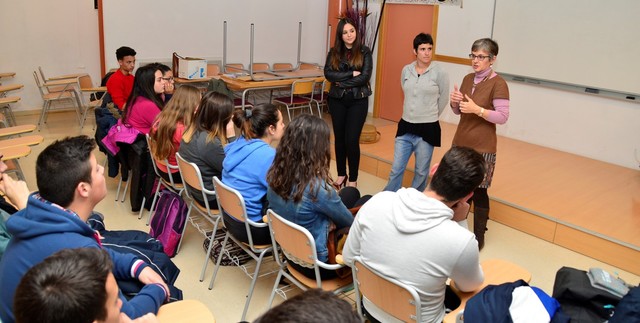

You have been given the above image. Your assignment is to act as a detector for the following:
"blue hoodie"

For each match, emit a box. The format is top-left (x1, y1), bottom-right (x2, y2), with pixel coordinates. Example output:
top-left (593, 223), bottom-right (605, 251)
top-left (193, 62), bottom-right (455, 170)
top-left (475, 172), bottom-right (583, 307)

top-left (0, 194), bottom-right (166, 323)
top-left (222, 137), bottom-right (275, 221)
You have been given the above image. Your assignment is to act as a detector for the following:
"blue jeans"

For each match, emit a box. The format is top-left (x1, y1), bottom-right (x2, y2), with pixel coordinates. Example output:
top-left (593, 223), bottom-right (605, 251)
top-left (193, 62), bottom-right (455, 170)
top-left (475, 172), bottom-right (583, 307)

top-left (383, 133), bottom-right (434, 192)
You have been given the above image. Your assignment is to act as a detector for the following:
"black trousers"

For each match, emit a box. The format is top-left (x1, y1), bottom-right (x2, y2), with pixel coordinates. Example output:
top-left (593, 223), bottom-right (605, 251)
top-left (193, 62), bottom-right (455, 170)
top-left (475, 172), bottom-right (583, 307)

top-left (328, 93), bottom-right (368, 182)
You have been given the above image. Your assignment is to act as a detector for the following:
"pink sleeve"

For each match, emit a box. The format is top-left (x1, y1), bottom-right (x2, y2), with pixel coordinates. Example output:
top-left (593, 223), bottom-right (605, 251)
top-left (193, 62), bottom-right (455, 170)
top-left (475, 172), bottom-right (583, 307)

top-left (485, 98), bottom-right (509, 124)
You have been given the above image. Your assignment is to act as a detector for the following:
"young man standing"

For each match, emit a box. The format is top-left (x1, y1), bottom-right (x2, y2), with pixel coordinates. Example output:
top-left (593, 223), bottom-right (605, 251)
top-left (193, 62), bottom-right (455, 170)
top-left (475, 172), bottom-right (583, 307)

top-left (107, 46), bottom-right (137, 110)
top-left (14, 248), bottom-right (158, 323)
top-left (0, 136), bottom-right (168, 323)
top-left (343, 146), bottom-right (486, 323)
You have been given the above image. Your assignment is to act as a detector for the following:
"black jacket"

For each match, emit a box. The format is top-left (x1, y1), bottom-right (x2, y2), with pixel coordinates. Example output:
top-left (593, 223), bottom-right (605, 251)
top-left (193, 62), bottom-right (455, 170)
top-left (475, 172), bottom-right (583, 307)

top-left (324, 45), bottom-right (373, 99)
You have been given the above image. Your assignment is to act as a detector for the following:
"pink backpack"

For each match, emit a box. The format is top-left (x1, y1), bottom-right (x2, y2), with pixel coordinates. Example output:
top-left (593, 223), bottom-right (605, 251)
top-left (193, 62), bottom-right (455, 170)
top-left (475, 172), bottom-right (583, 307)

top-left (149, 190), bottom-right (188, 257)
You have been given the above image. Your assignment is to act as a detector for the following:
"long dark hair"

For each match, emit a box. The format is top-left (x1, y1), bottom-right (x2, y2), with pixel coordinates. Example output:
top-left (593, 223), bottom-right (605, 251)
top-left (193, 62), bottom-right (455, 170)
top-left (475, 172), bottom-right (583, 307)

top-left (182, 91), bottom-right (234, 145)
top-left (232, 103), bottom-right (280, 139)
top-left (122, 64), bottom-right (165, 125)
top-left (267, 114), bottom-right (332, 203)
top-left (329, 17), bottom-right (364, 70)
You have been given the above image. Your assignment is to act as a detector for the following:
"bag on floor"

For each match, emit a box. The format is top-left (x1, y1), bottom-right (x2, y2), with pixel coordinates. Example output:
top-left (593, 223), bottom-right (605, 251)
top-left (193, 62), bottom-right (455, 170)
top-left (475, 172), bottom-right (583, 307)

top-left (552, 266), bottom-right (625, 322)
top-left (149, 189), bottom-right (188, 257)
top-left (202, 228), bottom-right (251, 266)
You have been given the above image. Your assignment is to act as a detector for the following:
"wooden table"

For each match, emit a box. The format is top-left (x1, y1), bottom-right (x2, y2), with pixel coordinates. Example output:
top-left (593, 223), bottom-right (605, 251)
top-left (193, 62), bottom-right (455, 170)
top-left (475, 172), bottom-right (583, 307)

top-left (1, 145), bottom-right (31, 161)
top-left (444, 259), bottom-right (532, 323)
top-left (0, 135), bottom-right (44, 150)
top-left (0, 84), bottom-right (24, 98)
top-left (0, 72), bottom-right (16, 79)
top-left (157, 300), bottom-right (215, 323)
top-left (0, 124), bottom-right (36, 138)
top-left (221, 70), bottom-right (324, 109)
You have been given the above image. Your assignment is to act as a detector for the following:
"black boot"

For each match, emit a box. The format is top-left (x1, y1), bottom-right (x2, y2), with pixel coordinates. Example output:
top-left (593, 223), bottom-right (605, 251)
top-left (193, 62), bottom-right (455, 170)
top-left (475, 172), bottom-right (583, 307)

top-left (473, 207), bottom-right (489, 250)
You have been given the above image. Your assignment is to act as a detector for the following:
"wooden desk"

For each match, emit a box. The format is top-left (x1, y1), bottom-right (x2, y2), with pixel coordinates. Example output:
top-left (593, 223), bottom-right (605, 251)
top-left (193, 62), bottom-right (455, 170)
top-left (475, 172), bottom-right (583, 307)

top-left (0, 84), bottom-right (24, 97)
top-left (0, 124), bottom-right (36, 138)
top-left (221, 71), bottom-right (324, 109)
top-left (157, 300), bottom-right (215, 323)
top-left (444, 259), bottom-right (532, 323)
top-left (1, 145), bottom-right (31, 161)
top-left (0, 135), bottom-right (44, 150)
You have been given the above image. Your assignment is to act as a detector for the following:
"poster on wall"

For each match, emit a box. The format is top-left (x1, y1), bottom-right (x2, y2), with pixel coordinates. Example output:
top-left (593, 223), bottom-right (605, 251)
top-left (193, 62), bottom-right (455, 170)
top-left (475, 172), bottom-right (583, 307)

top-left (383, 0), bottom-right (462, 6)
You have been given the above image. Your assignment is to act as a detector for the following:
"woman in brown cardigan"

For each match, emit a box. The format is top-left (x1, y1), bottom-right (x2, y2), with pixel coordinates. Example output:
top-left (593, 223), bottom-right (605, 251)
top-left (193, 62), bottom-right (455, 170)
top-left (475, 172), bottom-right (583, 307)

top-left (449, 38), bottom-right (511, 250)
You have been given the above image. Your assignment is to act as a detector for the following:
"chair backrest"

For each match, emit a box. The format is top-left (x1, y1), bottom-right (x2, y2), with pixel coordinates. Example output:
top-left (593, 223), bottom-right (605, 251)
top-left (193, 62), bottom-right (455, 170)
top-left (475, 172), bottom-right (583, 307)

top-left (211, 176), bottom-right (247, 223)
top-left (32, 71), bottom-right (46, 96)
top-left (145, 133), bottom-right (180, 186)
top-left (175, 152), bottom-right (216, 210)
top-left (352, 259), bottom-right (422, 322)
top-left (225, 63), bottom-right (245, 73)
top-left (266, 209), bottom-right (317, 267)
top-left (299, 63), bottom-right (319, 70)
top-left (38, 66), bottom-right (47, 81)
top-left (291, 79), bottom-right (315, 96)
top-left (272, 63), bottom-right (293, 71)
top-left (251, 63), bottom-right (270, 72)
top-left (78, 74), bottom-right (94, 89)
top-left (207, 63), bottom-right (220, 76)
top-left (322, 79), bottom-right (331, 93)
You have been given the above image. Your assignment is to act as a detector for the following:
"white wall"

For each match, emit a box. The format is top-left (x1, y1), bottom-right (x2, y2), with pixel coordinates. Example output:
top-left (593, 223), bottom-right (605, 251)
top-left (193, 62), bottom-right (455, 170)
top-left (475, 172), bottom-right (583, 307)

top-left (0, 0), bottom-right (101, 111)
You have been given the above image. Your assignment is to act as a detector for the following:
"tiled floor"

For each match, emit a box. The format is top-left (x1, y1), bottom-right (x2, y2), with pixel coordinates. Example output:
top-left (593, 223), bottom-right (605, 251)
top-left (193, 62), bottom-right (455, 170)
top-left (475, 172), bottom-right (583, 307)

top-left (12, 110), bottom-right (640, 323)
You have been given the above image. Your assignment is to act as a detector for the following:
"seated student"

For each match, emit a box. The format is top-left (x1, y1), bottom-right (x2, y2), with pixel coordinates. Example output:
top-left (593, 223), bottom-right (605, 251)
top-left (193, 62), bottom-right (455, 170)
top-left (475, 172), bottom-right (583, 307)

top-left (253, 288), bottom-right (360, 323)
top-left (342, 146), bottom-right (486, 323)
top-left (14, 248), bottom-right (158, 323)
top-left (106, 46), bottom-right (137, 110)
top-left (149, 85), bottom-right (201, 184)
top-left (122, 64), bottom-right (168, 134)
top-left (267, 114), bottom-right (368, 279)
top-left (156, 63), bottom-right (175, 102)
top-left (0, 136), bottom-right (169, 322)
top-left (179, 92), bottom-right (236, 206)
top-left (222, 103), bottom-right (284, 245)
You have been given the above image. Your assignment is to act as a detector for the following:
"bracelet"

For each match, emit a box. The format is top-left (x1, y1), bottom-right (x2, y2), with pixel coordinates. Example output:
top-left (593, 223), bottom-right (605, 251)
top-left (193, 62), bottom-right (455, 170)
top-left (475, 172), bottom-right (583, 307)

top-left (478, 108), bottom-right (485, 118)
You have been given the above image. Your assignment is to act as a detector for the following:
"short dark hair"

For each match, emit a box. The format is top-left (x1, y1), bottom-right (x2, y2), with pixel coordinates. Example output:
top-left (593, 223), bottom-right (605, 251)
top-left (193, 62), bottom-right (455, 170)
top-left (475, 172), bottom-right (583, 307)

top-left (413, 32), bottom-right (433, 50)
top-left (429, 146), bottom-right (486, 202)
top-left (115, 46), bottom-right (136, 61)
top-left (254, 289), bottom-right (361, 323)
top-left (36, 136), bottom-right (96, 207)
top-left (14, 248), bottom-right (113, 323)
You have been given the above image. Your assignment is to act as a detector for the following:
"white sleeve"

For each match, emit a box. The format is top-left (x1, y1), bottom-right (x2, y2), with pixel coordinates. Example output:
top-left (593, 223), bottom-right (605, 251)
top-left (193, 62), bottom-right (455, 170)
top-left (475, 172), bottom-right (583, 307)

top-left (342, 213), bottom-right (364, 267)
top-left (450, 238), bottom-right (484, 292)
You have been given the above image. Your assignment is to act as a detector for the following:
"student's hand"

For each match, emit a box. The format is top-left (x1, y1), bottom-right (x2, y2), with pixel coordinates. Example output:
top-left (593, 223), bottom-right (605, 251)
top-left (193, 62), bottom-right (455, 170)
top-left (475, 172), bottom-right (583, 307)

top-left (352, 70), bottom-right (361, 77)
top-left (0, 174), bottom-right (29, 210)
top-left (164, 82), bottom-right (175, 94)
top-left (120, 312), bottom-right (159, 323)
top-left (450, 84), bottom-right (463, 106)
top-left (138, 267), bottom-right (169, 298)
top-left (225, 118), bottom-right (236, 138)
top-left (451, 197), bottom-right (472, 222)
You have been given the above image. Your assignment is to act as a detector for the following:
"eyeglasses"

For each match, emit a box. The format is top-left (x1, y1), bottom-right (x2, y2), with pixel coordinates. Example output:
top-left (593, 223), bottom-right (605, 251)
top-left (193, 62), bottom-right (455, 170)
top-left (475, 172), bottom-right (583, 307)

top-left (161, 77), bottom-right (174, 82)
top-left (469, 54), bottom-right (492, 61)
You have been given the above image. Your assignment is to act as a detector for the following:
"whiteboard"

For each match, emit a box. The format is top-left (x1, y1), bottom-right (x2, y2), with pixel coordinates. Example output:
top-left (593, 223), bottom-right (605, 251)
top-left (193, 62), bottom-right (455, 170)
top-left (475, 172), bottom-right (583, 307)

top-left (435, 0), bottom-right (495, 58)
top-left (102, 0), bottom-right (328, 69)
top-left (493, 0), bottom-right (640, 95)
